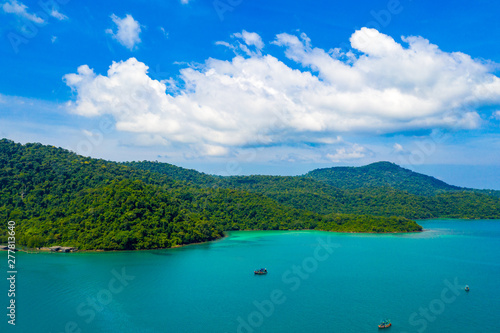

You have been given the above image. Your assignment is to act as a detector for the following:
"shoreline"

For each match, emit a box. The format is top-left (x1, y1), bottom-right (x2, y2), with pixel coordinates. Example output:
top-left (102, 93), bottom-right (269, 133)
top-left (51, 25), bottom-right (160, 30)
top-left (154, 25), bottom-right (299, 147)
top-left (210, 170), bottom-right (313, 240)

top-left (10, 227), bottom-right (424, 254)
top-left (11, 233), bottom-right (231, 254)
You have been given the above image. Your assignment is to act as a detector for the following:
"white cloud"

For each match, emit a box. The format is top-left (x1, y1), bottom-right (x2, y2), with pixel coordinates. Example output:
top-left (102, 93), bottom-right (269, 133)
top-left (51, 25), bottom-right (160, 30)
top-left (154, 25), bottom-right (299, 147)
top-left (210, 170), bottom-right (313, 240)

top-left (493, 111), bottom-right (500, 120)
top-left (327, 144), bottom-right (367, 162)
top-left (159, 26), bottom-right (169, 38)
top-left (217, 30), bottom-right (265, 57)
top-left (233, 30), bottom-right (264, 50)
top-left (315, 136), bottom-right (343, 145)
top-left (106, 14), bottom-right (141, 50)
top-left (180, 0), bottom-right (190, 4)
top-left (64, 29), bottom-right (500, 156)
top-left (2, 0), bottom-right (44, 23)
top-left (393, 143), bottom-right (404, 152)
top-left (51, 35), bottom-right (57, 43)
top-left (215, 41), bottom-right (233, 49)
top-left (50, 8), bottom-right (68, 20)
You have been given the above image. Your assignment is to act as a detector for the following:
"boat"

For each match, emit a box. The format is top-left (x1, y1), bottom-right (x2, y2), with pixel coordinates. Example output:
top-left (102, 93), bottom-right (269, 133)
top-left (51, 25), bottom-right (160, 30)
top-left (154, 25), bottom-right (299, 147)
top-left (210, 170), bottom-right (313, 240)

top-left (465, 285), bottom-right (470, 292)
top-left (378, 319), bottom-right (391, 329)
top-left (254, 268), bottom-right (267, 275)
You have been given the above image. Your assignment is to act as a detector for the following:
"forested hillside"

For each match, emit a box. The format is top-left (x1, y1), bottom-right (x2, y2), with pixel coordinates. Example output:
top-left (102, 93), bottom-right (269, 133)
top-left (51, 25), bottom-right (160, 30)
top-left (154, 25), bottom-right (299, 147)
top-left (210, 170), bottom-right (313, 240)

top-left (0, 140), bottom-right (421, 250)
top-left (126, 161), bottom-right (500, 220)
top-left (3, 139), bottom-right (499, 251)
top-left (304, 161), bottom-right (463, 195)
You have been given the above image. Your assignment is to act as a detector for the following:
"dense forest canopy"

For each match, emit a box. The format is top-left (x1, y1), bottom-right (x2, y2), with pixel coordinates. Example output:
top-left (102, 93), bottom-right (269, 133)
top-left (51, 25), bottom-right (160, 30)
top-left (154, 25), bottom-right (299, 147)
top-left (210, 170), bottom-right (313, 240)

top-left (304, 161), bottom-right (463, 196)
top-left (2, 139), bottom-right (499, 250)
top-left (125, 160), bottom-right (500, 220)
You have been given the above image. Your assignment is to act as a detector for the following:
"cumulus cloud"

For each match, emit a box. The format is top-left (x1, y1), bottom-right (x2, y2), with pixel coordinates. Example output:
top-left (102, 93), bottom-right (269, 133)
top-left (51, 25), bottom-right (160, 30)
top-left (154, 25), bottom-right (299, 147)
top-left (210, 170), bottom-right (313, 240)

top-left (217, 30), bottom-right (265, 57)
top-left (106, 14), bottom-right (141, 50)
top-left (2, 0), bottom-right (44, 23)
top-left (233, 30), bottom-right (264, 50)
top-left (327, 144), bottom-right (368, 162)
top-left (64, 28), bottom-right (500, 157)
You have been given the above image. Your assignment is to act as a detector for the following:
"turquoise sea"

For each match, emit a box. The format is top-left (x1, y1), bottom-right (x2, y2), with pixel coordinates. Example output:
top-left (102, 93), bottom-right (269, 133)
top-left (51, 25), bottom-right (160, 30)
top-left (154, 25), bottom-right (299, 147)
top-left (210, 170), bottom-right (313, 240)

top-left (3, 219), bottom-right (500, 332)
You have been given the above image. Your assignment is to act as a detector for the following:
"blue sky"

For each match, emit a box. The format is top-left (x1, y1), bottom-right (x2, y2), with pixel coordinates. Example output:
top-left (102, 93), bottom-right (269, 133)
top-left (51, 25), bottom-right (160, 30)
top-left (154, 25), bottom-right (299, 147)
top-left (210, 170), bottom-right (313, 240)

top-left (1, 0), bottom-right (500, 189)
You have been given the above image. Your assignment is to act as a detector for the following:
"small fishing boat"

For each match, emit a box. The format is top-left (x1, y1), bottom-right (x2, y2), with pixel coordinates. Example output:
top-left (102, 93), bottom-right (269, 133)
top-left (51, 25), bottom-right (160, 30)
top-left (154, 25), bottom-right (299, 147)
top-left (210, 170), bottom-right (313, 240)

top-left (378, 319), bottom-right (391, 329)
top-left (254, 268), bottom-right (267, 275)
top-left (465, 285), bottom-right (470, 292)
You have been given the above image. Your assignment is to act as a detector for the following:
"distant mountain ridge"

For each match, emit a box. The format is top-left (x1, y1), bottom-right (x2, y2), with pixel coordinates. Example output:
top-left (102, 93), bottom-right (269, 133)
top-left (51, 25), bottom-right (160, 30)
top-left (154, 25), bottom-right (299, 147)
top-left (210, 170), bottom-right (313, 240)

top-left (125, 160), bottom-right (500, 220)
top-left (125, 161), bottom-right (467, 196)
top-left (304, 161), bottom-right (463, 196)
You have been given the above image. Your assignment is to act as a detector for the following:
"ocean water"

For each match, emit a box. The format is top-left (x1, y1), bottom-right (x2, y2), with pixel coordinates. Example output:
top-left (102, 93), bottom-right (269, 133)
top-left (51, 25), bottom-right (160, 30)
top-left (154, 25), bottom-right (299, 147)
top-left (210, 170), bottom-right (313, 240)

top-left (3, 219), bottom-right (500, 333)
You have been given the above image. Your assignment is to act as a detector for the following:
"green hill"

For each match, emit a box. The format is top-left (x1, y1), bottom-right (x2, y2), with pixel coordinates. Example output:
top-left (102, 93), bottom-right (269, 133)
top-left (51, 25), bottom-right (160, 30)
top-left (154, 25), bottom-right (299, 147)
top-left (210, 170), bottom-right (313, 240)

top-left (3, 139), bottom-right (500, 251)
top-left (0, 139), bottom-right (422, 250)
top-left (126, 161), bottom-right (500, 220)
top-left (304, 161), bottom-right (462, 196)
